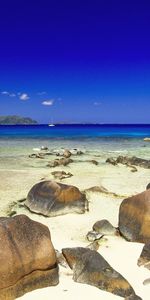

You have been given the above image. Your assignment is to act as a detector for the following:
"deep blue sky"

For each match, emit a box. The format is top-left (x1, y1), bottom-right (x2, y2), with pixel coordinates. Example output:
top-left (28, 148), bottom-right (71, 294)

top-left (0, 0), bottom-right (150, 123)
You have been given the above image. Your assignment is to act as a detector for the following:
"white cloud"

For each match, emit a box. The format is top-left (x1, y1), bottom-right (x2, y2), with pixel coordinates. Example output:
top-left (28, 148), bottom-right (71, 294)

top-left (19, 93), bottom-right (30, 100)
top-left (1, 91), bottom-right (9, 95)
top-left (1, 91), bottom-right (16, 97)
top-left (42, 99), bottom-right (54, 106)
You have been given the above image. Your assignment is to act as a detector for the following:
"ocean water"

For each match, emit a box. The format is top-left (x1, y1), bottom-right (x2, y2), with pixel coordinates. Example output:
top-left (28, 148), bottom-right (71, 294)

top-left (0, 124), bottom-right (150, 169)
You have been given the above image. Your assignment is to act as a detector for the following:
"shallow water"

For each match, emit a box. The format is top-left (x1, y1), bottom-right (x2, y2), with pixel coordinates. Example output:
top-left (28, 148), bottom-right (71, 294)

top-left (0, 125), bottom-right (150, 170)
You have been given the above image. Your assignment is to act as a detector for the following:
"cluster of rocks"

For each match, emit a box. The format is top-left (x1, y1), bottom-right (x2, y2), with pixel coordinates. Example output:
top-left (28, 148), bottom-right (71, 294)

top-left (106, 155), bottom-right (150, 170)
top-left (47, 157), bottom-right (73, 167)
top-left (2, 179), bottom-right (150, 299)
top-left (0, 213), bottom-right (143, 300)
top-left (29, 147), bottom-right (84, 159)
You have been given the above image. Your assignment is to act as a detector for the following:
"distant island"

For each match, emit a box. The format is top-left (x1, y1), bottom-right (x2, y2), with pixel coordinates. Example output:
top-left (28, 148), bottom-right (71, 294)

top-left (0, 115), bottom-right (38, 125)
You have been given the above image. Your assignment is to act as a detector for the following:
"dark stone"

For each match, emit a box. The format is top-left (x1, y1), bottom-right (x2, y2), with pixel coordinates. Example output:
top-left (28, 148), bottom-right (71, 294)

top-left (93, 219), bottom-right (117, 235)
top-left (119, 189), bottom-right (150, 243)
top-left (88, 160), bottom-right (99, 165)
top-left (106, 155), bottom-right (150, 169)
top-left (0, 215), bottom-right (58, 300)
top-left (25, 181), bottom-right (88, 217)
top-left (47, 158), bottom-right (73, 168)
top-left (62, 247), bottom-right (136, 298)
top-left (106, 157), bottom-right (117, 165)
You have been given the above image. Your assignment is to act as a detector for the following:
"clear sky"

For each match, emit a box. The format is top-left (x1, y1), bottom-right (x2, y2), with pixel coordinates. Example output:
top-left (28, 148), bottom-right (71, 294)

top-left (0, 0), bottom-right (150, 124)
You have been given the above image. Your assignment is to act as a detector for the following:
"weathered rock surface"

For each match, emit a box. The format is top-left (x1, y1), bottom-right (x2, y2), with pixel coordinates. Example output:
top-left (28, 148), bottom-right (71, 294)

top-left (47, 158), bottom-right (73, 167)
top-left (106, 155), bottom-right (150, 169)
top-left (0, 214), bottom-right (58, 300)
top-left (62, 247), bottom-right (137, 298)
top-left (51, 171), bottom-right (73, 180)
top-left (25, 181), bottom-right (88, 217)
top-left (86, 230), bottom-right (103, 242)
top-left (93, 219), bottom-right (117, 235)
top-left (119, 189), bottom-right (150, 243)
top-left (137, 243), bottom-right (150, 270)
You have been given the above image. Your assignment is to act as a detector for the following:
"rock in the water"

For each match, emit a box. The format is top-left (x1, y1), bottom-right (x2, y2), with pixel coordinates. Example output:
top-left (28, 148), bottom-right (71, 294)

top-left (137, 243), bottom-right (150, 270)
top-left (41, 146), bottom-right (49, 151)
top-left (0, 214), bottom-right (58, 300)
top-left (119, 189), bottom-right (150, 243)
top-left (88, 160), bottom-right (99, 165)
top-left (106, 157), bottom-right (117, 165)
top-left (51, 171), bottom-right (73, 180)
top-left (47, 158), bottom-right (73, 167)
top-left (93, 219), bottom-right (117, 235)
top-left (25, 181), bottom-right (88, 217)
top-left (143, 137), bottom-right (150, 141)
top-left (62, 247), bottom-right (136, 298)
top-left (63, 149), bottom-right (72, 158)
top-left (106, 155), bottom-right (150, 169)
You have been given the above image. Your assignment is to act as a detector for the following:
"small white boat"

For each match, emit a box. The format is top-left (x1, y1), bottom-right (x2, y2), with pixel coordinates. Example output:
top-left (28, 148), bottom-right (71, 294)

top-left (48, 118), bottom-right (55, 126)
top-left (48, 124), bottom-right (55, 127)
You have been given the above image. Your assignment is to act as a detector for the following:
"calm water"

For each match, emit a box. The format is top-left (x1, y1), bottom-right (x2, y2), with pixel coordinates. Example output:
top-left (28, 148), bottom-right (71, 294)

top-left (0, 124), bottom-right (150, 139)
top-left (0, 125), bottom-right (150, 166)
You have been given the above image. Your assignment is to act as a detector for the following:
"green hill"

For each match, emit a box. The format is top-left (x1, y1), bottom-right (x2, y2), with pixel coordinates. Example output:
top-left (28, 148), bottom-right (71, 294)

top-left (0, 115), bottom-right (38, 125)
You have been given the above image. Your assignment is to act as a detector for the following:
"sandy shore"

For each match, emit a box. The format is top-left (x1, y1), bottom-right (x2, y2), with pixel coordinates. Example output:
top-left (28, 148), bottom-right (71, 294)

top-left (0, 151), bottom-right (150, 300)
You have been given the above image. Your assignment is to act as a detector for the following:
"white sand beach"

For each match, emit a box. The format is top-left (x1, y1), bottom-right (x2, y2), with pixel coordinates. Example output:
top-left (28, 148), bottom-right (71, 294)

top-left (0, 145), bottom-right (150, 300)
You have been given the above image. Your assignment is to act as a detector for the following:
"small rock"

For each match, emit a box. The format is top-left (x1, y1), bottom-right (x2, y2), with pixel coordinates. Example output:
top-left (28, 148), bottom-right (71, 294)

top-left (86, 230), bottom-right (103, 242)
top-left (63, 149), bottom-right (72, 158)
top-left (51, 171), bottom-right (73, 180)
top-left (93, 219), bottom-right (117, 236)
top-left (41, 146), bottom-right (49, 151)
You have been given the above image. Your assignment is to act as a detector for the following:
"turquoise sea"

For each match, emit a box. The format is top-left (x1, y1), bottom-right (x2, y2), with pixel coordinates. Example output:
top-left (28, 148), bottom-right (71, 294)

top-left (0, 124), bottom-right (150, 169)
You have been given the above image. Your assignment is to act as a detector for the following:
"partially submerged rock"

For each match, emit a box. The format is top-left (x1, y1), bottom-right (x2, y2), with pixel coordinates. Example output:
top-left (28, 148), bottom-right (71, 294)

top-left (63, 149), bottom-right (72, 158)
top-left (47, 158), bottom-right (73, 167)
top-left (106, 155), bottom-right (150, 169)
top-left (119, 189), bottom-right (150, 243)
top-left (25, 181), bottom-right (88, 217)
top-left (51, 170), bottom-right (73, 180)
top-left (87, 159), bottom-right (99, 165)
top-left (137, 243), bottom-right (150, 270)
top-left (62, 247), bottom-right (137, 298)
top-left (0, 214), bottom-right (58, 300)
